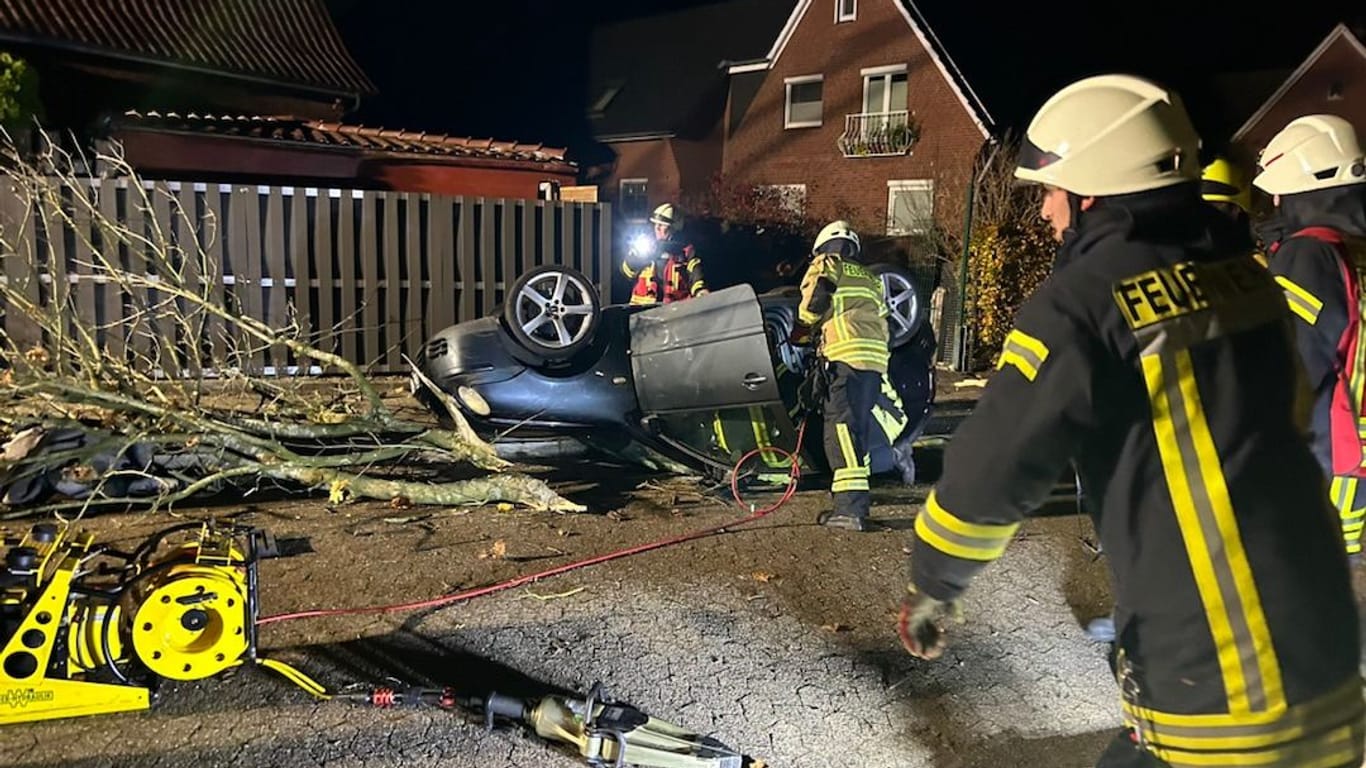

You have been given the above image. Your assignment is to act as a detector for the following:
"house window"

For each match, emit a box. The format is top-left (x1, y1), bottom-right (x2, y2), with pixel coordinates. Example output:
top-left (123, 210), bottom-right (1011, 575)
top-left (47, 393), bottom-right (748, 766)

top-left (862, 65), bottom-right (908, 115)
top-left (757, 184), bottom-right (807, 216)
top-left (784, 75), bottom-right (823, 128)
top-left (836, 0), bottom-right (856, 22)
top-left (589, 80), bottom-right (623, 117)
top-left (619, 178), bottom-right (649, 221)
top-left (887, 180), bottom-right (934, 235)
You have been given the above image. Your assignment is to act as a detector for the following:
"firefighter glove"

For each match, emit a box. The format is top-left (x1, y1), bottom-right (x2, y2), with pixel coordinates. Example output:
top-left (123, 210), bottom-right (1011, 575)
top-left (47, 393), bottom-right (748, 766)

top-left (896, 584), bottom-right (961, 660)
top-left (796, 360), bottom-right (828, 413)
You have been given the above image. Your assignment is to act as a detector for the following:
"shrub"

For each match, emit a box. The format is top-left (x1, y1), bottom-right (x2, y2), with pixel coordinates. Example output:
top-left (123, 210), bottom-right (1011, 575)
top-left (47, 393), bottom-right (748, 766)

top-left (966, 220), bottom-right (1055, 369)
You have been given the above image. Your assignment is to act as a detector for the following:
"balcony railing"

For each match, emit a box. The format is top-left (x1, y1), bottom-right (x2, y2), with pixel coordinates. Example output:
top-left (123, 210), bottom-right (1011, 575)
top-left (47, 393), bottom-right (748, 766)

top-left (838, 110), bottom-right (916, 158)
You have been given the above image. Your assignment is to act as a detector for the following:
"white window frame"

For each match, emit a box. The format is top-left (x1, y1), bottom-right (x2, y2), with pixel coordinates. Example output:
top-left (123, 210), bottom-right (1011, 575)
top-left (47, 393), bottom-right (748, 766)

top-left (784, 75), bottom-right (824, 129)
top-left (757, 184), bottom-right (807, 216)
top-left (886, 179), bottom-right (934, 235)
top-left (836, 0), bottom-right (856, 22)
top-left (860, 64), bottom-right (908, 115)
top-left (618, 178), bottom-right (649, 221)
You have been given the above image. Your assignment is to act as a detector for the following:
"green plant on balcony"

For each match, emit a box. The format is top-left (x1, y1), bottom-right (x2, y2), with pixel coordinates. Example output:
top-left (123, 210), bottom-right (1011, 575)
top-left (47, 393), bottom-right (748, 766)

top-left (839, 114), bottom-right (920, 157)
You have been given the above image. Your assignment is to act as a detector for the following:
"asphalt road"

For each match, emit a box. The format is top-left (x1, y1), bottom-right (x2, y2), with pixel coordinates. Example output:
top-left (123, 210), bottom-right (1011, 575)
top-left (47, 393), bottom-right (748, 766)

top-left (2, 491), bottom-right (1126, 768)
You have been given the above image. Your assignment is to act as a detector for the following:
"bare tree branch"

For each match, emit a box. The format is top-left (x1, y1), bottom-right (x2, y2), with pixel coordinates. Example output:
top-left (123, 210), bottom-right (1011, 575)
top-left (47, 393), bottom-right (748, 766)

top-left (0, 132), bottom-right (574, 516)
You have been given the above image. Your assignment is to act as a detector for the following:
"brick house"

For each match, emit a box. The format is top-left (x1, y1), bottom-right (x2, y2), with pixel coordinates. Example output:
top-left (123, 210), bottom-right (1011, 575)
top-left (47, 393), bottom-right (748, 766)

top-left (585, 0), bottom-right (793, 224)
top-left (1232, 23), bottom-right (1366, 159)
top-left (721, 0), bottom-right (992, 238)
top-left (0, 0), bottom-right (576, 198)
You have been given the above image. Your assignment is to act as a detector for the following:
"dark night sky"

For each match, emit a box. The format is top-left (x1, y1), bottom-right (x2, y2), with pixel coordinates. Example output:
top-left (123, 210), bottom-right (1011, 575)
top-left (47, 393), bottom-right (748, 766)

top-left (325, 0), bottom-right (1366, 160)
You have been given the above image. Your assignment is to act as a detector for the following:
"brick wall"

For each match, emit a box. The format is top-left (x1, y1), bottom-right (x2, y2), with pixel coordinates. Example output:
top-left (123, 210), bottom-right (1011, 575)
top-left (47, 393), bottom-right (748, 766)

top-left (603, 138), bottom-right (681, 214)
top-left (723, 0), bottom-right (986, 233)
top-left (598, 130), bottom-right (726, 218)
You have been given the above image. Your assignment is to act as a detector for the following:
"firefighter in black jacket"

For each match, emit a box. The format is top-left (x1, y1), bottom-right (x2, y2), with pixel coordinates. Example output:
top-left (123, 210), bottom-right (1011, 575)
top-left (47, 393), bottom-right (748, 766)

top-left (1201, 155), bottom-right (1261, 261)
top-left (790, 221), bottom-right (912, 532)
top-left (1253, 114), bottom-right (1366, 560)
top-left (898, 75), bottom-right (1364, 767)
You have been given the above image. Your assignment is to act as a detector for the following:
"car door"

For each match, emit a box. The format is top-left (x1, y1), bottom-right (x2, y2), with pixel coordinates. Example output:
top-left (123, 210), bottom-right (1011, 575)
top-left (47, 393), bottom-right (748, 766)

top-left (628, 285), bottom-right (806, 475)
top-left (628, 284), bottom-right (781, 414)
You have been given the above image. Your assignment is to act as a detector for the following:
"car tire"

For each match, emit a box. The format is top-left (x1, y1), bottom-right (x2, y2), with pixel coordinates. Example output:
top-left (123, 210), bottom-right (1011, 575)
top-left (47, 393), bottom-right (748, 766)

top-left (502, 265), bottom-right (602, 363)
top-left (868, 262), bottom-right (924, 349)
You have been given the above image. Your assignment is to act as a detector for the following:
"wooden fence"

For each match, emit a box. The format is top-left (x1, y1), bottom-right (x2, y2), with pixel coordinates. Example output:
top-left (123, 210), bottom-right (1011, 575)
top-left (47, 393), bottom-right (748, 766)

top-left (0, 179), bottom-right (614, 375)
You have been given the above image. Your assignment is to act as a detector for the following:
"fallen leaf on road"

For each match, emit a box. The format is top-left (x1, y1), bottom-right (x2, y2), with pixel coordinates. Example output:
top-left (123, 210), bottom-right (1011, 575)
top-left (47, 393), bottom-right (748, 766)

top-left (389, 496), bottom-right (413, 510)
top-left (496, 502), bottom-right (514, 512)
top-left (478, 540), bottom-right (508, 560)
top-left (821, 623), bottom-right (851, 633)
top-left (750, 572), bottom-right (777, 583)
top-left (1, 427), bottom-right (43, 461)
top-left (328, 479), bottom-right (350, 504)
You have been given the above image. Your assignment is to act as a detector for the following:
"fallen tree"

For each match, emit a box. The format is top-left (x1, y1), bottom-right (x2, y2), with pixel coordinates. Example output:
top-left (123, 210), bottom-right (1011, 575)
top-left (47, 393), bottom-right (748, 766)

top-left (0, 135), bottom-right (583, 517)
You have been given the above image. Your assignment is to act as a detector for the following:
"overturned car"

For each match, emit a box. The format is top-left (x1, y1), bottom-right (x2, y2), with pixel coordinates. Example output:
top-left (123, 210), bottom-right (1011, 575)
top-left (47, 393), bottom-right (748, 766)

top-left (413, 264), bottom-right (936, 483)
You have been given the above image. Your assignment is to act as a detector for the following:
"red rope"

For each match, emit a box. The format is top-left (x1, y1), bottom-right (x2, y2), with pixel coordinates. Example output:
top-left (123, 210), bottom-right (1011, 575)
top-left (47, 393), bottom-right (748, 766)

top-left (256, 421), bottom-right (808, 627)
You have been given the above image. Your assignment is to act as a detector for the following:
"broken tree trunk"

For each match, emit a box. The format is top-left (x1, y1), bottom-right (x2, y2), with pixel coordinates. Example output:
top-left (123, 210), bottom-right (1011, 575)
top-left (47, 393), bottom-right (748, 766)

top-left (0, 132), bottom-right (582, 516)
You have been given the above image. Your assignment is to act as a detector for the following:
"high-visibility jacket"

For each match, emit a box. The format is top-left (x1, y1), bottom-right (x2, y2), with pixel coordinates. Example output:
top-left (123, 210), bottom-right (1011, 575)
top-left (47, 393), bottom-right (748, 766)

top-left (912, 188), bottom-right (1363, 768)
top-left (622, 244), bottom-right (707, 305)
top-left (796, 255), bottom-right (889, 372)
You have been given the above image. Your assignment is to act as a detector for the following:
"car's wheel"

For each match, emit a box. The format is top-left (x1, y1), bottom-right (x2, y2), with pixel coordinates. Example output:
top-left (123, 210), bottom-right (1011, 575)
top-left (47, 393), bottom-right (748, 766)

top-left (869, 262), bottom-right (924, 349)
top-left (761, 302), bottom-right (808, 375)
top-left (502, 265), bottom-right (601, 363)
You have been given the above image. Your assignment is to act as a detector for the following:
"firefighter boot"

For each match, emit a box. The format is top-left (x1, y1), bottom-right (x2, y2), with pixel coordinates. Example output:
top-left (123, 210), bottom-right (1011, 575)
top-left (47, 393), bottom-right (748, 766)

top-left (818, 492), bottom-right (881, 531)
top-left (814, 511), bottom-right (879, 530)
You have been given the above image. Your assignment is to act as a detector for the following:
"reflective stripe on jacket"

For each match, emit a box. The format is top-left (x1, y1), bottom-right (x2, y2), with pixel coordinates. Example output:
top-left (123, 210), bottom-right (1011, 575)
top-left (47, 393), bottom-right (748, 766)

top-left (797, 255), bottom-right (889, 372)
top-left (913, 194), bottom-right (1363, 767)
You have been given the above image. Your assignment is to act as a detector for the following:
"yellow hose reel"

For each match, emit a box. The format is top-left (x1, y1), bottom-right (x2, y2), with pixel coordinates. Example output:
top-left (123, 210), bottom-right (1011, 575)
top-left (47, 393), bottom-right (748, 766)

top-left (1, 521), bottom-right (319, 724)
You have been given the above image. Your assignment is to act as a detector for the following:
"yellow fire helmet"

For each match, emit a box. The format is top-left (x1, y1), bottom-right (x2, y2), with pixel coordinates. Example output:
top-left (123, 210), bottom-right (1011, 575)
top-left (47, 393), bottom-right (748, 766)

top-left (1201, 157), bottom-right (1252, 213)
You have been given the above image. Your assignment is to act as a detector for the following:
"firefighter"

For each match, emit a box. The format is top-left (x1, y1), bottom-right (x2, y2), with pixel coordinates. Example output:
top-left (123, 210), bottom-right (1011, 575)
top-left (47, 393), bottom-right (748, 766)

top-left (897, 75), bottom-right (1363, 767)
top-left (1201, 154), bottom-right (1261, 261)
top-left (1254, 114), bottom-right (1366, 561)
top-left (790, 221), bottom-right (914, 531)
top-left (621, 203), bottom-right (708, 305)
top-left (1201, 155), bottom-right (1253, 223)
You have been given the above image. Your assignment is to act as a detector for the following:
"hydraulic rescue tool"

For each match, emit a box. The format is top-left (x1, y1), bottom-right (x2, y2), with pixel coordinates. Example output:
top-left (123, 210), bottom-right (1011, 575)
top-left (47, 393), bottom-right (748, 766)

top-left (0, 521), bottom-right (323, 724)
top-left (341, 681), bottom-right (754, 768)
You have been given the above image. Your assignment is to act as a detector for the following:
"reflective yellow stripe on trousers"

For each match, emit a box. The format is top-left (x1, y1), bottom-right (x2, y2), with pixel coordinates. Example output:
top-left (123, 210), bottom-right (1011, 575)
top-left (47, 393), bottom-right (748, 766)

top-left (1331, 477), bottom-right (1366, 554)
top-left (1142, 348), bottom-right (1285, 715)
top-left (831, 423), bottom-right (867, 492)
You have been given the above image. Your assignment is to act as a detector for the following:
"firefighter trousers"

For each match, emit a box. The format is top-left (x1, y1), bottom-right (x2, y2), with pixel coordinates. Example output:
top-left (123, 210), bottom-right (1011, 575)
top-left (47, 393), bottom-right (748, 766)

top-left (823, 362), bottom-right (884, 519)
top-left (1329, 476), bottom-right (1366, 556)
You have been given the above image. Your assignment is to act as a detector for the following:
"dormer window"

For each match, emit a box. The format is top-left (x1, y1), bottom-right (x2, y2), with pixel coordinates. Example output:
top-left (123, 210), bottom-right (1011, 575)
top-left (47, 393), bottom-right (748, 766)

top-left (589, 81), bottom-right (623, 117)
top-left (836, 0), bottom-right (856, 23)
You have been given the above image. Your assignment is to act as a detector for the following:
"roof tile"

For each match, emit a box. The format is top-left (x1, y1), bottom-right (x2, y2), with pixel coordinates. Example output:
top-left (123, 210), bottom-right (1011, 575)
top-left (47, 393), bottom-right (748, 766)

top-left (0, 0), bottom-right (376, 96)
top-left (114, 110), bottom-right (573, 167)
